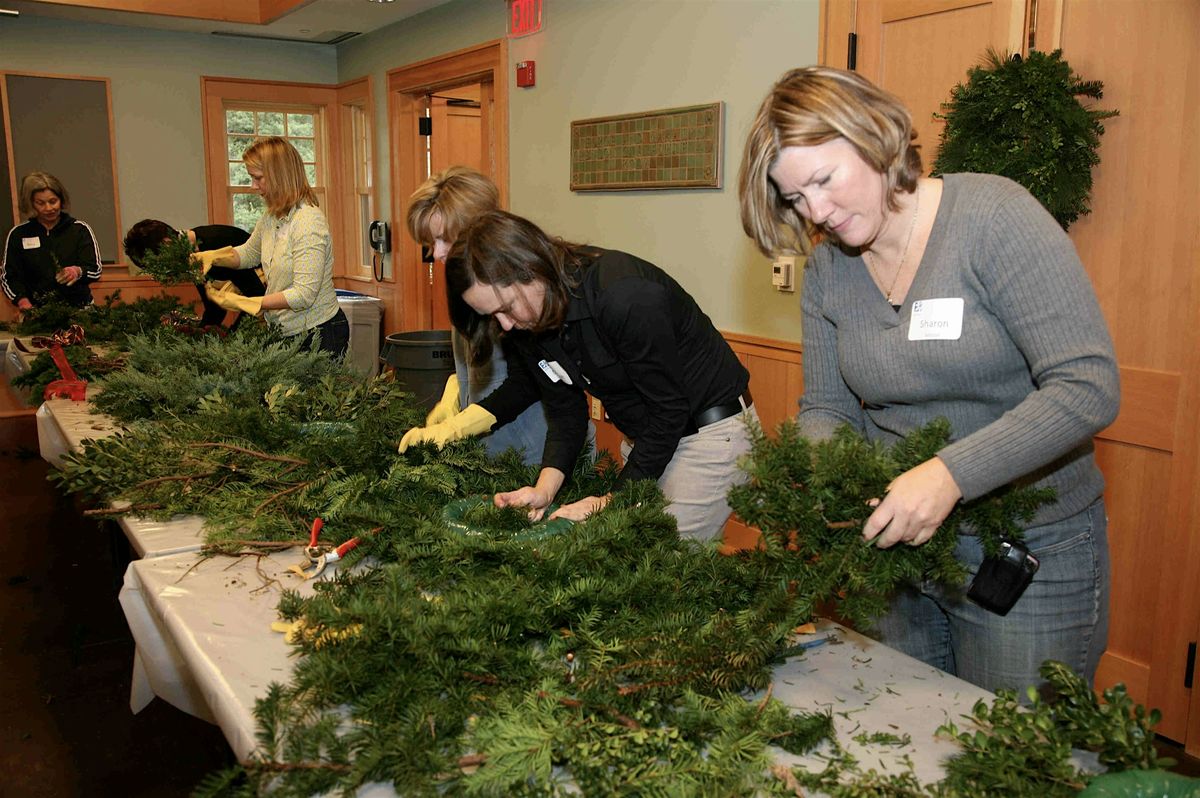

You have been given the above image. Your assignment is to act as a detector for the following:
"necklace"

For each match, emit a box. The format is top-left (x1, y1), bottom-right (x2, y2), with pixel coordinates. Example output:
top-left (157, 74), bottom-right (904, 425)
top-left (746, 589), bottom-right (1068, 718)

top-left (864, 185), bottom-right (921, 303)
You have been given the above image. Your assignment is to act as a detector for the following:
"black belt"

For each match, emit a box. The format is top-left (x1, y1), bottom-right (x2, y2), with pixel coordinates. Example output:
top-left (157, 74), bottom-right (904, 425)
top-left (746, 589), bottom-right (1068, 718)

top-left (693, 389), bottom-right (753, 429)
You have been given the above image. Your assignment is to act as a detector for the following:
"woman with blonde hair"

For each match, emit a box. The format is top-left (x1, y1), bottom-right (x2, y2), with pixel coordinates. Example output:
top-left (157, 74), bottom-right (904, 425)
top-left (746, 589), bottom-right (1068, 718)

top-left (738, 66), bottom-right (1119, 695)
top-left (195, 136), bottom-right (347, 356)
top-left (2, 171), bottom-right (102, 310)
top-left (405, 166), bottom-right (563, 465)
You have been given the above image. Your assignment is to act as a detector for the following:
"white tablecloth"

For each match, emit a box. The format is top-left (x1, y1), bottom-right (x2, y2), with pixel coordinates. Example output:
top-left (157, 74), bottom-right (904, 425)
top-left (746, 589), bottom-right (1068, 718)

top-left (37, 397), bottom-right (207, 557)
top-left (119, 548), bottom-right (319, 755)
top-left (119, 546), bottom-right (996, 785)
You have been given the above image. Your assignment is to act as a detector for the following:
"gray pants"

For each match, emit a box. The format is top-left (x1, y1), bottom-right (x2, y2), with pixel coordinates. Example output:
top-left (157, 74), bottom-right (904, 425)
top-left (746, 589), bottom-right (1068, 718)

top-left (621, 407), bottom-right (758, 542)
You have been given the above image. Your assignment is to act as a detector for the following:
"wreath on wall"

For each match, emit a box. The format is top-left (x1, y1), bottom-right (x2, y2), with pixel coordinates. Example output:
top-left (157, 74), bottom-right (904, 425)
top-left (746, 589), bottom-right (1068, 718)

top-left (932, 49), bottom-right (1118, 230)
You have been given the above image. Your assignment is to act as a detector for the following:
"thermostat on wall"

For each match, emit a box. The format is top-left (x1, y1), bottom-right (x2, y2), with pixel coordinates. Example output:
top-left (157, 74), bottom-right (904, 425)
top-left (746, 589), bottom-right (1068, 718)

top-left (772, 255), bottom-right (796, 292)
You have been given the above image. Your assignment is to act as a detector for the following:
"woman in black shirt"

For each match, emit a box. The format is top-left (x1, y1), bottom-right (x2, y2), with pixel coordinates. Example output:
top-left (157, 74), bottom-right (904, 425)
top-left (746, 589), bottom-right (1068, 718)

top-left (400, 210), bottom-right (757, 541)
top-left (2, 171), bottom-right (101, 310)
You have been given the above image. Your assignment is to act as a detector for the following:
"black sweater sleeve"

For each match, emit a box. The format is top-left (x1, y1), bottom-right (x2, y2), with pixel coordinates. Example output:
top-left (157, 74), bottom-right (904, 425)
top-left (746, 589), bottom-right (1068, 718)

top-left (478, 337), bottom-right (589, 476)
top-left (2, 226), bottom-right (29, 303)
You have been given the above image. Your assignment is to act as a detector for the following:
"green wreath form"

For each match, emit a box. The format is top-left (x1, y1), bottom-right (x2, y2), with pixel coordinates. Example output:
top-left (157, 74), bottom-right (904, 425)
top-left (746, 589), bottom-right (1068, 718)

top-left (441, 495), bottom-right (575, 542)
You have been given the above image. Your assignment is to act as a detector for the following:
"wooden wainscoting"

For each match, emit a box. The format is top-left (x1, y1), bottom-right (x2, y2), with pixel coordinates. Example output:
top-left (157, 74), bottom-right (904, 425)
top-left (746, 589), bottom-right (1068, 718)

top-left (720, 331), bottom-right (804, 551)
top-left (90, 268), bottom-right (202, 311)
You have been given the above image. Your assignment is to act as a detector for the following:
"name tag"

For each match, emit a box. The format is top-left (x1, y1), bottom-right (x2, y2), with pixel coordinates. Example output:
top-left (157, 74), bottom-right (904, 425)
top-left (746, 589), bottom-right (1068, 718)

top-left (22, 237), bottom-right (40, 250)
top-left (538, 359), bottom-right (574, 385)
top-left (908, 298), bottom-right (964, 341)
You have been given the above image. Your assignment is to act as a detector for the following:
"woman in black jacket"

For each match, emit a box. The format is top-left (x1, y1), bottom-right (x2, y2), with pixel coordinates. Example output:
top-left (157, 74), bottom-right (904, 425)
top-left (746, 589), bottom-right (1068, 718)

top-left (2, 171), bottom-right (102, 310)
top-left (400, 210), bottom-right (757, 541)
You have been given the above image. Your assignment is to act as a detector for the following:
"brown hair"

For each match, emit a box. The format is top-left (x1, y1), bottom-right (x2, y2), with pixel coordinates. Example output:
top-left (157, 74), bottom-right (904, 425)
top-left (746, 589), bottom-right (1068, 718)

top-left (122, 219), bottom-right (176, 266)
top-left (406, 166), bottom-right (500, 246)
top-left (446, 210), bottom-right (585, 364)
top-left (738, 66), bottom-right (922, 256)
top-left (19, 171), bottom-right (69, 217)
top-left (242, 137), bottom-right (318, 217)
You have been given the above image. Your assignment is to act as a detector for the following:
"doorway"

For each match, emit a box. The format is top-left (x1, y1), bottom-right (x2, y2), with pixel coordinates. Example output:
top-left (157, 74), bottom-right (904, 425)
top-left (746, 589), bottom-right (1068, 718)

top-left (385, 40), bottom-right (509, 333)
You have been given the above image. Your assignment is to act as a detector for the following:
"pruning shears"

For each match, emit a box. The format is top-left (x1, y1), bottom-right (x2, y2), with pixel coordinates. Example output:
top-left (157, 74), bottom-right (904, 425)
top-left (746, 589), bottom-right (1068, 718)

top-left (289, 518), bottom-right (361, 580)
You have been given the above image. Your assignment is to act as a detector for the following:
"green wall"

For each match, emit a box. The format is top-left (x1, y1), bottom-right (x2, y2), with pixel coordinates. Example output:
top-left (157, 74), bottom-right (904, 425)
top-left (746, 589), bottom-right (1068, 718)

top-left (0, 14), bottom-right (337, 243)
top-left (339, 0), bottom-right (819, 342)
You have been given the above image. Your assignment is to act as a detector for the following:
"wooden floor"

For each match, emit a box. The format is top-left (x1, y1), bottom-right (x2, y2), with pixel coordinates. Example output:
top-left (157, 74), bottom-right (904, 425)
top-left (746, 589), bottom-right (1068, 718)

top-left (0, 412), bottom-right (233, 797)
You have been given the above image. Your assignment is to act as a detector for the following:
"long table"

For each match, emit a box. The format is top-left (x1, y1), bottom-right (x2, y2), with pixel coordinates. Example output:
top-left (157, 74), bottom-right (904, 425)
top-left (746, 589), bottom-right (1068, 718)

top-left (38, 393), bottom-right (1054, 789)
top-left (38, 396), bottom-right (206, 557)
top-left (120, 546), bottom-right (996, 787)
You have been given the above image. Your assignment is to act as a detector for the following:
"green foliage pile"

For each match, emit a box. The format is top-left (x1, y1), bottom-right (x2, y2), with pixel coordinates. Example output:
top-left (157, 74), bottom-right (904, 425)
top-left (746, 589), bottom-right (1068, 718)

top-left (2, 290), bottom-right (189, 342)
top-left (89, 324), bottom-right (347, 422)
top-left (933, 49), bottom-right (1117, 230)
top-left (134, 231), bottom-right (201, 285)
top-left (728, 419), bottom-right (1053, 628)
top-left (49, 331), bottom-right (1188, 795)
top-left (191, 485), bottom-right (844, 796)
top-left (935, 662), bottom-right (1167, 797)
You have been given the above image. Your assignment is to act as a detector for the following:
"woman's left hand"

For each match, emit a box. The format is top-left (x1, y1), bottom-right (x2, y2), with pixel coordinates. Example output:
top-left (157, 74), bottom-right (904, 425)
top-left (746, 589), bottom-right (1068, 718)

top-left (550, 494), bottom-right (611, 522)
top-left (863, 457), bottom-right (962, 548)
top-left (55, 265), bottom-right (82, 285)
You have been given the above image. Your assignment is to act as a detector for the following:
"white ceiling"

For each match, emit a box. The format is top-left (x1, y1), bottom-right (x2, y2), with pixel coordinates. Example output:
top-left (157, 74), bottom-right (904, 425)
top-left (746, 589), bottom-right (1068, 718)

top-left (0, 0), bottom-right (455, 45)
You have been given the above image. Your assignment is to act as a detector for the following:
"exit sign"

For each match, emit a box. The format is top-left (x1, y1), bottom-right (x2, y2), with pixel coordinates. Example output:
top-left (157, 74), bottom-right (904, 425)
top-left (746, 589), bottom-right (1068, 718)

top-left (507, 0), bottom-right (543, 38)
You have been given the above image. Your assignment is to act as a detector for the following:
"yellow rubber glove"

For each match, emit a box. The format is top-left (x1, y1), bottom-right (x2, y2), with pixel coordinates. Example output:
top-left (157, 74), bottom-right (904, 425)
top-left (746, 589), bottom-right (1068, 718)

top-left (207, 283), bottom-right (264, 316)
top-left (398, 403), bottom-right (496, 452)
top-left (271, 618), bottom-right (361, 649)
top-left (191, 246), bottom-right (239, 275)
top-left (425, 374), bottom-right (462, 426)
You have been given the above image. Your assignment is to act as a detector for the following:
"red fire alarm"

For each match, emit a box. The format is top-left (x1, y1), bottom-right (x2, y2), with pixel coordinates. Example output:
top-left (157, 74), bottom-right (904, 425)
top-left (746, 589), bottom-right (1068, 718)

top-left (516, 60), bottom-right (536, 88)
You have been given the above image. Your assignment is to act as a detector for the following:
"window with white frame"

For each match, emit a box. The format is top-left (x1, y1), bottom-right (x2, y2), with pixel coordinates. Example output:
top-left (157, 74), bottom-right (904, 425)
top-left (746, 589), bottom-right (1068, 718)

top-left (223, 106), bottom-right (323, 231)
top-left (347, 101), bottom-right (377, 277)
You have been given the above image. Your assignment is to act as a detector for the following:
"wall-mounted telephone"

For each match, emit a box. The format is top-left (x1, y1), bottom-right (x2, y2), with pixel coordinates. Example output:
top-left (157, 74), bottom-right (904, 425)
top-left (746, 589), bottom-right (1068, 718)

top-left (368, 221), bottom-right (389, 281)
top-left (368, 220), bottom-right (391, 254)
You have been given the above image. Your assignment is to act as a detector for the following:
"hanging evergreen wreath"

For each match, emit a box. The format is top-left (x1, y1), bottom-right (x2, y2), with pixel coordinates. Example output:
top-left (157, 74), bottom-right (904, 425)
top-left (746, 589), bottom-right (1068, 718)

top-left (932, 49), bottom-right (1117, 230)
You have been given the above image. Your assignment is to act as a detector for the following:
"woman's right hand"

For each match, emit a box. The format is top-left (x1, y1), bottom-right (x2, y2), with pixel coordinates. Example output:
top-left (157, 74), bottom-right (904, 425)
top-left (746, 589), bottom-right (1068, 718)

top-left (494, 467), bottom-right (566, 522)
top-left (494, 485), bottom-right (555, 521)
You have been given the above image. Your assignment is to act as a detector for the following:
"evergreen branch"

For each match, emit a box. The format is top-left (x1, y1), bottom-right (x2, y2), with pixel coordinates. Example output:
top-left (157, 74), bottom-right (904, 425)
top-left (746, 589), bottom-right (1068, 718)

top-left (188, 442), bottom-right (308, 465)
top-left (83, 503), bottom-right (163, 516)
top-left (254, 481), bottom-right (313, 516)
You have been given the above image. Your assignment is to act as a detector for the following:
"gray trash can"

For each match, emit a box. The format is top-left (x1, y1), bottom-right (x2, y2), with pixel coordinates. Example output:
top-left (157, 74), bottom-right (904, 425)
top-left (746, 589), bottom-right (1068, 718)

top-left (380, 330), bottom-right (455, 412)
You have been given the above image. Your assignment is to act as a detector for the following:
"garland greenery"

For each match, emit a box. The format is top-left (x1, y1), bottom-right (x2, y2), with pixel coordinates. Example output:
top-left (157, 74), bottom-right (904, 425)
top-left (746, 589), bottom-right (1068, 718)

top-left (45, 331), bottom-right (1191, 795)
top-left (727, 419), bottom-right (1053, 628)
top-left (0, 290), bottom-right (189, 341)
top-left (932, 49), bottom-right (1117, 230)
top-left (133, 230), bottom-right (202, 285)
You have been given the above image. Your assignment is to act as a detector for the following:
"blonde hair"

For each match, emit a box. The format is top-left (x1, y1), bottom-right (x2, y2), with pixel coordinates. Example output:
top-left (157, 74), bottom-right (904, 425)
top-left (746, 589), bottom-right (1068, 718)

top-left (242, 137), bottom-right (318, 217)
top-left (19, 171), bottom-right (69, 217)
top-left (738, 66), bottom-right (922, 256)
top-left (406, 166), bottom-right (500, 246)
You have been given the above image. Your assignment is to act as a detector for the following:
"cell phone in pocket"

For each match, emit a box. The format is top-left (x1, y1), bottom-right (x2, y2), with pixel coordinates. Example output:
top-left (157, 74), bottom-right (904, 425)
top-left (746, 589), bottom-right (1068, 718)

top-left (967, 540), bottom-right (1040, 616)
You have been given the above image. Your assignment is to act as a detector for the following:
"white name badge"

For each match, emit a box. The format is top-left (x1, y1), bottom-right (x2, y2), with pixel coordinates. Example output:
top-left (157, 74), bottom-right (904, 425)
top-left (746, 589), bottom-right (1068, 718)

top-left (538, 359), bottom-right (574, 385)
top-left (908, 298), bottom-right (964, 341)
top-left (22, 237), bottom-right (40, 250)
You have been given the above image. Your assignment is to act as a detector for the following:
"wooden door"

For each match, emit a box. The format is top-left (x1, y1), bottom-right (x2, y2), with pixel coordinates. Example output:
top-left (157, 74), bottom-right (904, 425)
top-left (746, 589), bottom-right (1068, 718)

top-left (428, 83), bottom-right (484, 331)
top-left (822, 0), bottom-right (1200, 749)
top-left (823, 0), bottom-right (1025, 165)
top-left (386, 39), bottom-right (509, 334)
top-left (1052, 0), bottom-right (1200, 751)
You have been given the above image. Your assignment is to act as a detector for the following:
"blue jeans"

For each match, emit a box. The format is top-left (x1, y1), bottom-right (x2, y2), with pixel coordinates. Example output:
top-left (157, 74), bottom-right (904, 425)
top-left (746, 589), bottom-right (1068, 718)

top-left (872, 498), bottom-right (1110, 696)
top-left (297, 308), bottom-right (349, 360)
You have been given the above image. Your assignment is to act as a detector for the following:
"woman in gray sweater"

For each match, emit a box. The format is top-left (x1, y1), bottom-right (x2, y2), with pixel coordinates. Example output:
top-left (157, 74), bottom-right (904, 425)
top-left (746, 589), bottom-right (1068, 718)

top-left (738, 66), bottom-right (1120, 695)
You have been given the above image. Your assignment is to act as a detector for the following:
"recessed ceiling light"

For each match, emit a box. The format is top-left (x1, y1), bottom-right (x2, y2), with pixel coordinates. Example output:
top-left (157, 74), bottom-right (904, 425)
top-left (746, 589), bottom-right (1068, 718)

top-left (366, 0), bottom-right (395, 4)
